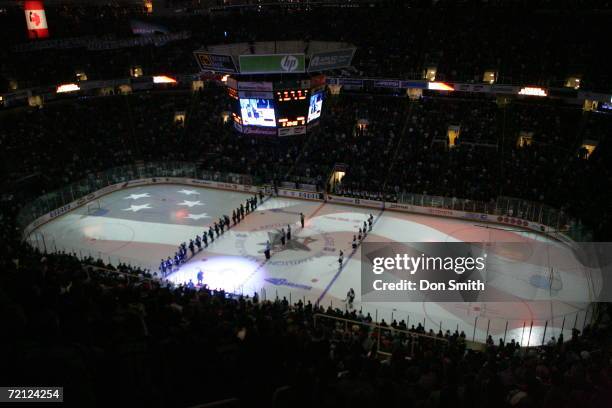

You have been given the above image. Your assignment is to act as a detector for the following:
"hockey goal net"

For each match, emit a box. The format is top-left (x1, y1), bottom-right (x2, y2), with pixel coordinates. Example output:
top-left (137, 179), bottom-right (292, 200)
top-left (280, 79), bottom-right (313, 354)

top-left (86, 200), bottom-right (101, 215)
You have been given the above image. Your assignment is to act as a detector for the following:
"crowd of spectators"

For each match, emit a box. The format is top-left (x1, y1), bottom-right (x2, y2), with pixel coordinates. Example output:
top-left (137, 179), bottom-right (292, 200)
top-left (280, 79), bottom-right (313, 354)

top-left (292, 94), bottom-right (408, 194)
top-left (2, 2), bottom-right (612, 91)
top-left (325, 94), bottom-right (611, 239)
top-left (328, 95), bottom-right (500, 201)
top-left (1, 239), bottom-right (610, 407)
top-left (1, 3), bottom-right (612, 406)
top-left (0, 86), bottom-right (295, 195)
top-left (2, 86), bottom-right (612, 240)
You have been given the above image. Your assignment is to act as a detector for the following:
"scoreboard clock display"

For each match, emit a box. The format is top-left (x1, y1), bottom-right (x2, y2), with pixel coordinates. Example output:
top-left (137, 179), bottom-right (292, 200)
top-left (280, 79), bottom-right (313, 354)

top-left (278, 117), bottom-right (306, 127)
top-left (274, 88), bottom-right (312, 128)
top-left (275, 89), bottom-right (309, 101)
top-left (229, 81), bottom-right (325, 135)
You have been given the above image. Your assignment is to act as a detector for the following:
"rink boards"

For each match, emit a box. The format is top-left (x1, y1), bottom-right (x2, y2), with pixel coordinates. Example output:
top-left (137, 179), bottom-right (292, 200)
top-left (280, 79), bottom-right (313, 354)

top-left (23, 178), bottom-right (593, 346)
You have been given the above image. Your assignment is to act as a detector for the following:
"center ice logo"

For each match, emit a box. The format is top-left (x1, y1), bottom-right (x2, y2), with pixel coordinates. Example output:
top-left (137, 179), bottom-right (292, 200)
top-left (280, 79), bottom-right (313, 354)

top-left (280, 55), bottom-right (299, 72)
top-left (234, 223), bottom-right (336, 267)
top-left (259, 229), bottom-right (317, 253)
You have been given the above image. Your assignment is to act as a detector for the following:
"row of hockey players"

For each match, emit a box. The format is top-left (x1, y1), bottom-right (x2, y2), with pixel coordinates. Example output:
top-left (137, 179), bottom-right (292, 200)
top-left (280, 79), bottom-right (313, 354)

top-left (159, 193), bottom-right (264, 276)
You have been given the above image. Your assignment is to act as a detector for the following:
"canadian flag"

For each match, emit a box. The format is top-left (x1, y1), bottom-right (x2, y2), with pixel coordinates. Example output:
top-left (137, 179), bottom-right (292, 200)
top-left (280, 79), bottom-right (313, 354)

top-left (24, 0), bottom-right (49, 39)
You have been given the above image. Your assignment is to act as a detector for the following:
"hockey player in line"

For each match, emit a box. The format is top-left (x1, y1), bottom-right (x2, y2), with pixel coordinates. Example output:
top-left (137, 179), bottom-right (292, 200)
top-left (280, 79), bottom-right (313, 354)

top-left (264, 240), bottom-right (271, 260)
top-left (345, 288), bottom-right (355, 309)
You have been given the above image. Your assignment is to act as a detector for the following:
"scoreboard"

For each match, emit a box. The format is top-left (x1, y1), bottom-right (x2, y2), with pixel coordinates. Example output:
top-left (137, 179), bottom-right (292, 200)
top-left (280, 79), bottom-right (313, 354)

top-left (227, 76), bottom-right (325, 136)
top-left (276, 89), bottom-right (308, 102)
top-left (275, 89), bottom-right (309, 128)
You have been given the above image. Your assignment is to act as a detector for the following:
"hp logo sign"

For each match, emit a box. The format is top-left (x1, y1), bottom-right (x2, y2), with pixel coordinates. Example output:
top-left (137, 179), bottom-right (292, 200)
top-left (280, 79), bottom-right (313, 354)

top-left (281, 55), bottom-right (299, 72)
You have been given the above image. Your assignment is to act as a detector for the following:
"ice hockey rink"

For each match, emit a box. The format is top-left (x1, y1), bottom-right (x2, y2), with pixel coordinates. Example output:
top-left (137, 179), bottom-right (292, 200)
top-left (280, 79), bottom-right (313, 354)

top-left (27, 184), bottom-right (597, 346)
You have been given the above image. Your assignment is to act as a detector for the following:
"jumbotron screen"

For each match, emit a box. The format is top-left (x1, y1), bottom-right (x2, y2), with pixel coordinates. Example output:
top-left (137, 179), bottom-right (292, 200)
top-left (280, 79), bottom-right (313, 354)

top-left (308, 92), bottom-right (324, 123)
top-left (239, 98), bottom-right (276, 127)
top-left (229, 84), bottom-right (324, 135)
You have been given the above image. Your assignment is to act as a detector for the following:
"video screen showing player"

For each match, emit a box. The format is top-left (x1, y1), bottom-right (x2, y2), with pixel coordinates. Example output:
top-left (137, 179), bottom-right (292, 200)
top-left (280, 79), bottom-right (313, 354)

top-left (239, 99), bottom-right (277, 127)
top-left (307, 92), bottom-right (324, 123)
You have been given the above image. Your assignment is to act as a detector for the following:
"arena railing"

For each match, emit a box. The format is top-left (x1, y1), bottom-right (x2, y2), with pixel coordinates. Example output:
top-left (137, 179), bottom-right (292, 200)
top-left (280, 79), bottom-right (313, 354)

top-left (393, 192), bottom-right (592, 242)
top-left (18, 160), bottom-right (592, 244)
top-left (16, 161), bottom-right (260, 234)
top-left (312, 313), bottom-right (455, 357)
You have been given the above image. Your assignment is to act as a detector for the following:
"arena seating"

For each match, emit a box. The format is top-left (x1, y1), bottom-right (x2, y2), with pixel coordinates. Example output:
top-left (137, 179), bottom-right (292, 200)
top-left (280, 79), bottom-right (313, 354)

top-left (2, 87), bottom-right (612, 240)
top-left (2, 3), bottom-right (612, 91)
top-left (1, 244), bottom-right (610, 407)
top-left (1, 3), bottom-right (612, 406)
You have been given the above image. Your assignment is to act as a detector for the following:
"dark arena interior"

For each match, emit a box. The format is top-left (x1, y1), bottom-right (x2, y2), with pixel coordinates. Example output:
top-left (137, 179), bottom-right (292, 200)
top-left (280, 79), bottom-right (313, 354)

top-left (1, 1), bottom-right (612, 407)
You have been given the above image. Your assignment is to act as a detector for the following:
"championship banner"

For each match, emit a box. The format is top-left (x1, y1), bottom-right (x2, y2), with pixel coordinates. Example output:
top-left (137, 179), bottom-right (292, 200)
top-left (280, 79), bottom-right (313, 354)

top-left (193, 51), bottom-right (237, 73)
top-left (239, 54), bottom-right (305, 74)
top-left (24, 1), bottom-right (49, 39)
top-left (307, 48), bottom-right (355, 72)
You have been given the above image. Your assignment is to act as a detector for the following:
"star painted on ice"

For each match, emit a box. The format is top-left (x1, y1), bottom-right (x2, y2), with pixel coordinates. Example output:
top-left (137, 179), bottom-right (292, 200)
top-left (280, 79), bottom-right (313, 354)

top-left (258, 230), bottom-right (315, 253)
top-left (177, 189), bottom-right (200, 196)
top-left (178, 200), bottom-right (204, 208)
top-left (123, 204), bottom-right (152, 212)
top-left (124, 193), bottom-right (151, 200)
top-left (184, 212), bottom-right (210, 220)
